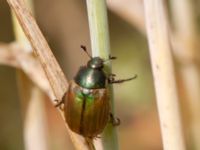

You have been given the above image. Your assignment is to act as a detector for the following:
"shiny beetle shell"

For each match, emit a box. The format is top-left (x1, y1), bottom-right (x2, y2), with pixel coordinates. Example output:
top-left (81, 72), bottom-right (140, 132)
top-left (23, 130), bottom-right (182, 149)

top-left (64, 80), bottom-right (110, 137)
top-left (58, 55), bottom-right (135, 137)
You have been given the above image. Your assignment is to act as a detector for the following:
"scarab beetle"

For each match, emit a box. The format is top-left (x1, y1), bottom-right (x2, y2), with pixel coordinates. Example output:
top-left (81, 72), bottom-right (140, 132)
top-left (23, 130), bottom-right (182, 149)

top-left (56, 45), bottom-right (137, 138)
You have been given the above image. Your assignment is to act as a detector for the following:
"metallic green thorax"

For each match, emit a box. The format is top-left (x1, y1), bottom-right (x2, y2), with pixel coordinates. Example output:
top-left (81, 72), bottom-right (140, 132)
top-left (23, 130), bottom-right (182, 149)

top-left (74, 57), bottom-right (107, 89)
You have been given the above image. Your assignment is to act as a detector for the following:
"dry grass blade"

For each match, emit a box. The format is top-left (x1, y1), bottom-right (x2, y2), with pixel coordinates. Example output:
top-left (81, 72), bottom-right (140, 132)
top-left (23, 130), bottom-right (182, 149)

top-left (170, 0), bottom-right (200, 149)
top-left (17, 72), bottom-right (49, 150)
top-left (0, 43), bottom-right (20, 67)
top-left (6, 0), bottom-right (91, 149)
top-left (7, 0), bottom-right (68, 101)
top-left (144, 0), bottom-right (186, 150)
top-left (11, 0), bottom-right (50, 149)
top-left (0, 42), bottom-right (53, 99)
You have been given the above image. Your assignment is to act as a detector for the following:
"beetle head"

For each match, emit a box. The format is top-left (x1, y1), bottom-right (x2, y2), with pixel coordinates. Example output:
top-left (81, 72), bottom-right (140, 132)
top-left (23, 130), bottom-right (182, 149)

top-left (87, 57), bottom-right (104, 69)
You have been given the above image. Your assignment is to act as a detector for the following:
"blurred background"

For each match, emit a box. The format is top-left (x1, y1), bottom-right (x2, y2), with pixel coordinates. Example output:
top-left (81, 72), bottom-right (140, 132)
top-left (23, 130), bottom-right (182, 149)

top-left (1, 0), bottom-right (199, 150)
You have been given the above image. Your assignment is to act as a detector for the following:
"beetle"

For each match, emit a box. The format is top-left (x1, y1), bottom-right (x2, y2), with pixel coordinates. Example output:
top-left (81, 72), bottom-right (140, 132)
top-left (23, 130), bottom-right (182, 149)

top-left (55, 45), bottom-right (137, 138)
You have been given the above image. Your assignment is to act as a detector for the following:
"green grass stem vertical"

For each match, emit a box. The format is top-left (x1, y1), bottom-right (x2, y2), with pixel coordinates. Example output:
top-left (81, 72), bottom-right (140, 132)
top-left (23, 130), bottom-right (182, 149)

top-left (86, 0), bottom-right (119, 150)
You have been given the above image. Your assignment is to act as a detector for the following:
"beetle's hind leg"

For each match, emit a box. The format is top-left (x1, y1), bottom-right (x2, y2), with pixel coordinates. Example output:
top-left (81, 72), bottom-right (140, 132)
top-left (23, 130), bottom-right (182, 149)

top-left (85, 137), bottom-right (95, 150)
top-left (110, 113), bottom-right (120, 126)
top-left (108, 74), bottom-right (137, 84)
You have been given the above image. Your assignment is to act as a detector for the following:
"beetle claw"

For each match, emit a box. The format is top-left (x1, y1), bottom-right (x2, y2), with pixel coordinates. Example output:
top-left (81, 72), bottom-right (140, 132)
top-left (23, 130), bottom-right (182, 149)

top-left (54, 92), bottom-right (67, 110)
top-left (112, 118), bottom-right (121, 126)
top-left (54, 99), bottom-right (64, 110)
top-left (110, 113), bottom-right (121, 126)
top-left (109, 55), bottom-right (117, 60)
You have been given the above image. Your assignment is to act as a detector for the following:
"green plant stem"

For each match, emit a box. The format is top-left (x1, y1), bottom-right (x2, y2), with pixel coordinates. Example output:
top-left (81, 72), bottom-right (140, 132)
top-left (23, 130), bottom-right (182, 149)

top-left (86, 0), bottom-right (118, 150)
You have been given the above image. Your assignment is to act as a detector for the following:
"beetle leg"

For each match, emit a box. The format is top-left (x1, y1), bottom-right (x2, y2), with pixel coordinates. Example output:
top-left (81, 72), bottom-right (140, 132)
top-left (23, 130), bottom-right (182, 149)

top-left (110, 113), bottom-right (121, 126)
top-left (108, 74), bottom-right (137, 84)
top-left (107, 74), bottom-right (116, 83)
top-left (54, 99), bottom-right (64, 107)
top-left (109, 55), bottom-right (117, 60)
top-left (54, 92), bottom-right (67, 110)
top-left (54, 99), bottom-right (65, 110)
top-left (85, 137), bottom-right (95, 150)
top-left (109, 74), bottom-right (116, 77)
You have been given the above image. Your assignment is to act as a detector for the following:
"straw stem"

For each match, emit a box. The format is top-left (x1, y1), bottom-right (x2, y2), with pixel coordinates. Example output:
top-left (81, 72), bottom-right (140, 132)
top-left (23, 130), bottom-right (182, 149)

top-left (144, 0), bottom-right (186, 149)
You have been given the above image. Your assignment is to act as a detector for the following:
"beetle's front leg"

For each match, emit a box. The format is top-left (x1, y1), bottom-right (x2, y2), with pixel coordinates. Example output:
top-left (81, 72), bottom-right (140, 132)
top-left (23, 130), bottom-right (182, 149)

top-left (107, 74), bottom-right (116, 83)
top-left (54, 99), bottom-right (64, 107)
top-left (110, 113), bottom-right (120, 126)
top-left (108, 74), bottom-right (137, 84)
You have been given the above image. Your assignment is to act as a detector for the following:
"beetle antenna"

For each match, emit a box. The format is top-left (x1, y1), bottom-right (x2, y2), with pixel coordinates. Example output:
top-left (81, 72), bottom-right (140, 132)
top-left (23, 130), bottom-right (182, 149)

top-left (109, 55), bottom-right (117, 60)
top-left (80, 45), bottom-right (92, 59)
top-left (104, 55), bottom-right (117, 63)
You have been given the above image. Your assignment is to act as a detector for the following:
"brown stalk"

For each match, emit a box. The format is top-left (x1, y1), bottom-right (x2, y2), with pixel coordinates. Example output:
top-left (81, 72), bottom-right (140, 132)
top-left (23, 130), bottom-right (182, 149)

top-left (6, 0), bottom-right (89, 149)
top-left (7, 0), bottom-right (68, 101)
top-left (11, 0), bottom-right (51, 149)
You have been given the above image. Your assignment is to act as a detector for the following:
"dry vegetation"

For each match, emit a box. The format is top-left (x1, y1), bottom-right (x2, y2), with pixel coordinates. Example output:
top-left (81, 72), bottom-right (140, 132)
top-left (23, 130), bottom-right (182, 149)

top-left (0, 0), bottom-right (200, 150)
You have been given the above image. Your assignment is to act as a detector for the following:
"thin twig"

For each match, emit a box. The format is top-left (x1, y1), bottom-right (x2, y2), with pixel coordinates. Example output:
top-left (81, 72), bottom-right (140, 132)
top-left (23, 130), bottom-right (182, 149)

top-left (144, 0), bottom-right (186, 150)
